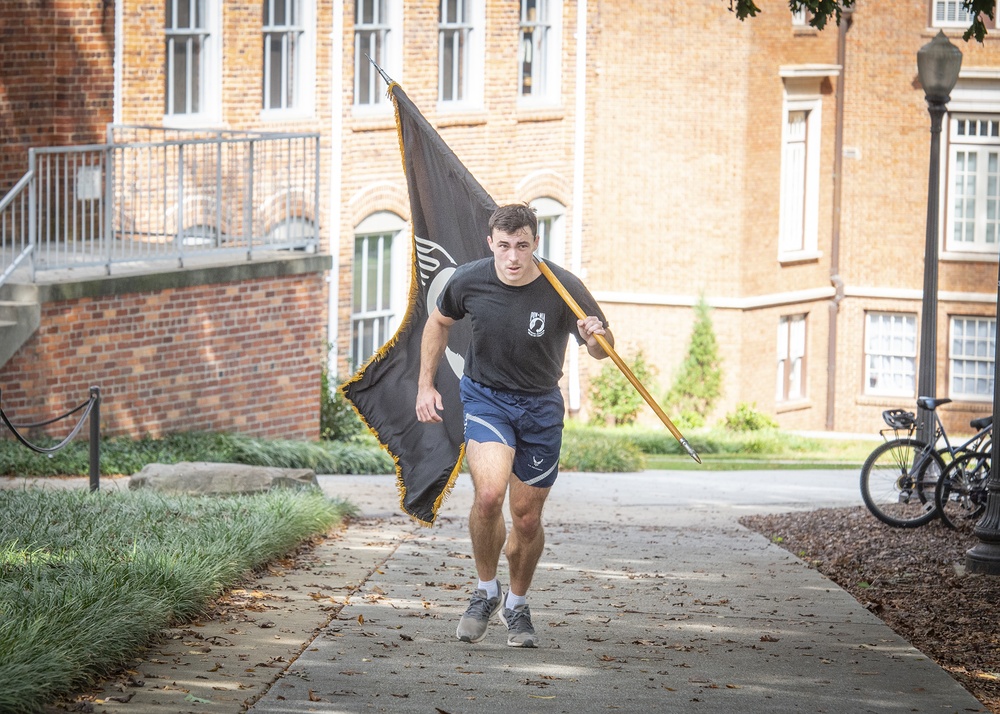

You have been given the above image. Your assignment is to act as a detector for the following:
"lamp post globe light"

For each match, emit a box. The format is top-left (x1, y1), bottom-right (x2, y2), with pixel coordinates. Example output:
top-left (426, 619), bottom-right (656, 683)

top-left (915, 31), bottom-right (961, 446)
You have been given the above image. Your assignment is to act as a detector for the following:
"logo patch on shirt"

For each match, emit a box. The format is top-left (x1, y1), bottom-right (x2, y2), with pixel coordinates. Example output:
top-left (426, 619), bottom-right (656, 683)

top-left (528, 312), bottom-right (546, 337)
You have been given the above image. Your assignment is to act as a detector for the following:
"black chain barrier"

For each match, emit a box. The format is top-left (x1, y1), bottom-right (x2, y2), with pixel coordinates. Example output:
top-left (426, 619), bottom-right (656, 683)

top-left (0, 386), bottom-right (102, 492)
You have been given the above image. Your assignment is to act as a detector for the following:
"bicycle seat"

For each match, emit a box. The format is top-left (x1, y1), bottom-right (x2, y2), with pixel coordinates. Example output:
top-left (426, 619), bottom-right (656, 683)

top-left (971, 415), bottom-right (993, 430)
top-left (916, 396), bottom-right (952, 411)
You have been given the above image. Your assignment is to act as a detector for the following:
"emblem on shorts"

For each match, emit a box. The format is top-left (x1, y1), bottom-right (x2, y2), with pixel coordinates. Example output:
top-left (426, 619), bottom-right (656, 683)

top-left (532, 456), bottom-right (545, 468)
top-left (528, 312), bottom-right (546, 337)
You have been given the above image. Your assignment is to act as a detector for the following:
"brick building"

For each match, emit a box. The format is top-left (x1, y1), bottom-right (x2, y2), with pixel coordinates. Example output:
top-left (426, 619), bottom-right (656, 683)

top-left (2, 0), bottom-right (998, 439)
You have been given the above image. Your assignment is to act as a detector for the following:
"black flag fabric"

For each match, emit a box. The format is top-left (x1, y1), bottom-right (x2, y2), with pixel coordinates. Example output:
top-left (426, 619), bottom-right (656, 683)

top-left (340, 84), bottom-right (497, 525)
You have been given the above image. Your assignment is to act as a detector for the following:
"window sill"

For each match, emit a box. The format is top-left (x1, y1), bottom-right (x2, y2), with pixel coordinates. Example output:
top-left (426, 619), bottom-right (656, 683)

top-left (941, 249), bottom-right (1000, 263)
top-left (856, 395), bottom-right (916, 408)
top-left (778, 250), bottom-right (822, 266)
top-left (776, 398), bottom-right (812, 414)
top-left (259, 109), bottom-right (317, 124)
top-left (516, 104), bottom-right (565, 123)
top-left (162, 114), bottom-right (225, 130)
top-left (435, 110), bottom-right (488, 128)
top-left (349, 110), bottom-right (397, 133)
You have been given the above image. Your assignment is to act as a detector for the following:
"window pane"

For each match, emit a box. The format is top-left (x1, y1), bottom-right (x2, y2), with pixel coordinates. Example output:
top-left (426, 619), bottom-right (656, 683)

top-left (355, 0), bottom-right (387, 106)
top-left (949, 316), bottom-right (996, 399)
top-left (865, 312), bottom-right (916, 396)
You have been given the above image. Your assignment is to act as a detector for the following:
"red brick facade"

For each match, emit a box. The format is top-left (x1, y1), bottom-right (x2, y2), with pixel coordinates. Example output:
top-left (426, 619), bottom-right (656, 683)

top-left (0, 0), bottom-right (115, 192)
top-left (3, 0), bottom-right (1000, 440)
top-left (0, 260), bottom-right (329, 441)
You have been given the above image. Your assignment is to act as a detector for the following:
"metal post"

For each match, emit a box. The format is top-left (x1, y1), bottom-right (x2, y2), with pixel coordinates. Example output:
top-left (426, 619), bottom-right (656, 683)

top-left (965, 267), bottom-right (1000, 574)
top-left (88, 386), bottom-right (101, 493)
top-left (245, 140), bottom-right (255, 260)
top-left (28, 149), bottom-right (37, 281)
top-left (917, 100), bottom-right (947, 445)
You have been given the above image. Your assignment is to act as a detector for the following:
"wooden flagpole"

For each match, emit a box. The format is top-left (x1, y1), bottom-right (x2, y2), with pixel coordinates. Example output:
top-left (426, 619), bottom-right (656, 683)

top-left (535, 258), bottom-right (702, 464)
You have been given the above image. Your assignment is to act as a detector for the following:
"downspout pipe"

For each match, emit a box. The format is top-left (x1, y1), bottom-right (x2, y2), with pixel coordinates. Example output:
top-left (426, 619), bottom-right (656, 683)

top-left (568, 0), bottom-right (587, 414)
top-left (827, 8), bottom-right (853, 431)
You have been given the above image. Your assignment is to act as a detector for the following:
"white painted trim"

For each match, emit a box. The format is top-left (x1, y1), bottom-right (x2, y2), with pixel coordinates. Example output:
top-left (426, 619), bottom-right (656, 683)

top-left (843, 286), bottom-right (998, 303)
top-left (568, 0), bottom-right (587, 413)
top-left (113, 0), bottom-right (123, 125)
top-left (778, 64), bottom-right (841, 78)
top-left (593, 285), bottom-right (997, 310)
top-left (959, 67), bottom-right (1000, 81)
top-left (328, 5), bottom-right (345, 371)
top-left (592, 287), bottom-right (836, 310)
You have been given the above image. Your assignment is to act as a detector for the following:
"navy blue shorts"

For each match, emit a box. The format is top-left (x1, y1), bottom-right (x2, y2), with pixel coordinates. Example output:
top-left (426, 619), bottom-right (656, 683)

top-left (459, 377), bottom-right (564, 489)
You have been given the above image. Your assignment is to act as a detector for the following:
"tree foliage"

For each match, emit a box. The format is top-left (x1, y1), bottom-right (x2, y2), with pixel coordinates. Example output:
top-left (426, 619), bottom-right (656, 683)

top-left (728, 0), bottom-right (995, 42)
top-left (665, 297), bottom-right (723, 428)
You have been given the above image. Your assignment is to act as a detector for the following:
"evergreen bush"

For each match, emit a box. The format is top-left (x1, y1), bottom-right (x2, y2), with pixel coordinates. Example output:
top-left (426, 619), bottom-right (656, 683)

top-left (666, 297), bottom-right (723, 422)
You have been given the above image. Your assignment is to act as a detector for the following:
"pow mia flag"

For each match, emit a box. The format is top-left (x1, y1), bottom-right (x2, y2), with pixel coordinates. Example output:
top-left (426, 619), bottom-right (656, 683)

top-left (340, 83), bottom-right (497, 525)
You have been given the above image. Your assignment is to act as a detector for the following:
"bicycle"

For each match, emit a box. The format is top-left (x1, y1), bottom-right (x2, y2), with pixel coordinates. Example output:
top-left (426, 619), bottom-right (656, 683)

top-left (934, 449), bottom-right (992, 530)
top-left (859, 397), bottom-right (993, 528)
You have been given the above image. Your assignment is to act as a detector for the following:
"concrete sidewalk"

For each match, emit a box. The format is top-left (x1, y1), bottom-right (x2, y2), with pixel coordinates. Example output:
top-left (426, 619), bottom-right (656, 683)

top-left (243, 471), bottom-right (986, 714)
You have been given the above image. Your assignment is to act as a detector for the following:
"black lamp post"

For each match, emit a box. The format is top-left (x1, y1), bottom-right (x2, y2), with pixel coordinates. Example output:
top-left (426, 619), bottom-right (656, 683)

top-left (967, 269), bottom-right (1000, 574)
top-left (915, 31), bottom-right (962, 445)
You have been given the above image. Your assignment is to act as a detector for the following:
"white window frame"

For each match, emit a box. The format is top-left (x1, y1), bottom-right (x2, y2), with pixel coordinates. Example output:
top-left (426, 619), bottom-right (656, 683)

top-left (518, 0), bottom-right (562, 107)
top-left (864, 312), bottom-right (918, 397)
top-left (778, 87), bottom-right (822, 261)
top-left (351, 212), bottom-right (408, 368)
top-left (438, 0), bottom-right (485, 111)
top-left (262, 0), bottom-right (316, 120)
top-left (945, 113), bottom-right (1000, 253)
top-left (776, 314), bottom-right (807, 402)
top-left (164, 0), bottom-right (222, 126)
top-left (530, 197), bottom-right (565, 263)
top-left (932, 0), bottom-right (992, 28)
top-left (353, 0), bottom-right (402, 113)
top-left (949, 315), bottom-right (996, 401)
top-left (791, 7), bottom-right (807, 26)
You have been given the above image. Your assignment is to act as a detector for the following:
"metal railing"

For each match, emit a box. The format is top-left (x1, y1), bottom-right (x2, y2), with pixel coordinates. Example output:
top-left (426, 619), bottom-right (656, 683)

top-left (0, 125), bottom-right (321, 287)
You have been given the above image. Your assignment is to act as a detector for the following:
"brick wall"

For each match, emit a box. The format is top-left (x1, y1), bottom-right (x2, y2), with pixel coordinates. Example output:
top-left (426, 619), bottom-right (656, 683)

top-left (0, 0), bottom-right (115, 192)
top-left (0, 261), bottom-right (329, 441)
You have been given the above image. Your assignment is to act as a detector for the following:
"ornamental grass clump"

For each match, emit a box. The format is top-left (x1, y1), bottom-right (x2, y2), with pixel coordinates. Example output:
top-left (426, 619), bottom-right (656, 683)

top-left (0, 487), bottom-right (352, 713)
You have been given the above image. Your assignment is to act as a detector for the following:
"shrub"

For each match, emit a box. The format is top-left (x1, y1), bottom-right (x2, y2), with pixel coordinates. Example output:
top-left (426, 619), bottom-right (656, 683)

top-left (560, 429), bottom-right (645, 472)
top-left (723, 402), bottom-right (779, 432)
top-left (666, 297), bottom-right (723, 421)
top-left (321, 366), bottom-right (364, 441)
top-left (588, 351), bottom-right (656, 426)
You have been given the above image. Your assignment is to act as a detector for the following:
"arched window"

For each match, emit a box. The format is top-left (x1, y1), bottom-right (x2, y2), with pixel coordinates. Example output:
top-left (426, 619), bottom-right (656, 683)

top-left (351, 212), bottom-right (408, 368)
top-left (530, 197), bottom-right (565, 263)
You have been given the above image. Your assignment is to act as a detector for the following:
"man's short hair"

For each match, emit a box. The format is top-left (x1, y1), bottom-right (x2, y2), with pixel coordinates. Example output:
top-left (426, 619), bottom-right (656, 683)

top-left (488, 203), bottom-right (537, 238)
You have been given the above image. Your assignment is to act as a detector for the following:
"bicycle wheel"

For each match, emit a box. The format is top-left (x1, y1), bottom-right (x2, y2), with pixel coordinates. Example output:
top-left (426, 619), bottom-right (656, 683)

top-left (935, 451), bottom-right (991, 531)
top-left (860, 438), bottom-right (946, 528)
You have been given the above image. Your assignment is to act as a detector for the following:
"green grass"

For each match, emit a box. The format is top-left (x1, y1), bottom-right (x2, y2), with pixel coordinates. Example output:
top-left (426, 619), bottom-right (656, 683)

top-left (0, 488), bottom-right (354, 713)
top-left (0, 431), bottom-right (395, 478)
top-left (563, 424), bottom-right (877, 471)
top-left (0, 426), bottom-right (879, 480)
top-left (0, 423), bottom-right (879, 710)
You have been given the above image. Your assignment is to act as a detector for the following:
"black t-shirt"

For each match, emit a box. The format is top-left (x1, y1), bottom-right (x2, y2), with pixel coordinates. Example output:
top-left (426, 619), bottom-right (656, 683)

top-left (437, 257), bottom-right (608, 393)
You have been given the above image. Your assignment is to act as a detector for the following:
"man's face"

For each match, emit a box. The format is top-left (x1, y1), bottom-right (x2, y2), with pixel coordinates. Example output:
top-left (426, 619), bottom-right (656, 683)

top-left (487, 226), bottom-right (538, 286)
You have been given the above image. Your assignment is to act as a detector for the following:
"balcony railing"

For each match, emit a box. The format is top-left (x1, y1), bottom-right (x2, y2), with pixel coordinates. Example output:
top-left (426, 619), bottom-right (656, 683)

top-left (0, 125), bottom-right (321, 287)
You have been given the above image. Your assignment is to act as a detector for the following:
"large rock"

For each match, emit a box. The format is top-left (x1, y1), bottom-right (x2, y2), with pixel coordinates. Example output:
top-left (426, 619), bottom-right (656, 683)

top-left (129, 462), bottom-right (319, 496)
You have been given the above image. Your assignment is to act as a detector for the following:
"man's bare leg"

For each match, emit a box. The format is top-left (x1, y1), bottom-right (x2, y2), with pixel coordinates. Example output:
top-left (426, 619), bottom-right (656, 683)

top-left (455, 440), bottom-right (514, 643)
top-left (505, 474), bottom-right (550, 598)
top-left (498, 473), bottom-right (549, 648)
